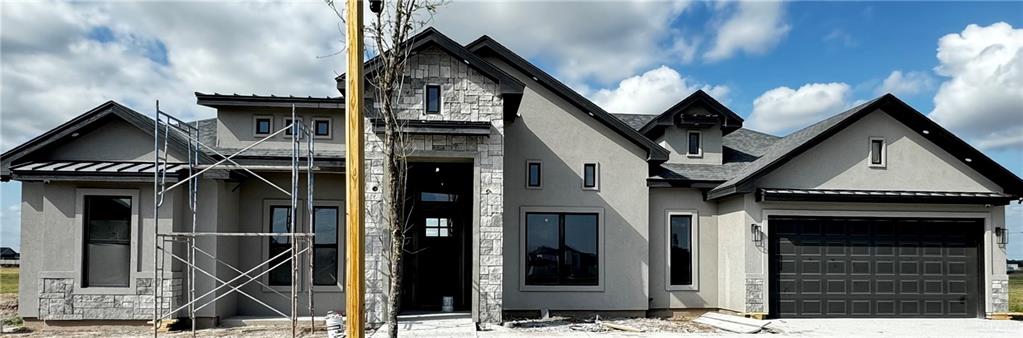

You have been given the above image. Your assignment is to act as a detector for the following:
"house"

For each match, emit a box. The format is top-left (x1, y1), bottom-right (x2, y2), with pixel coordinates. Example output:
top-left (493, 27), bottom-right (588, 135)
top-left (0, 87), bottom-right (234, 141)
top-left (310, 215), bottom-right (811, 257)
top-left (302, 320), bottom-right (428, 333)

top-left (0, 247), bottom-right (19, 267)
top-left (1, 27), bottom-right (1020, 326)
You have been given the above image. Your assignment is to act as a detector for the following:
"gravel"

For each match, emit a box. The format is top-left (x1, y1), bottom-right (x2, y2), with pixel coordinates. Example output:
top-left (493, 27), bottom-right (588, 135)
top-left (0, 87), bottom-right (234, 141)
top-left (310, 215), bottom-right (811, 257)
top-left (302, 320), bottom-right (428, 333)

top-left (504, 315), bottom-right (718, 334)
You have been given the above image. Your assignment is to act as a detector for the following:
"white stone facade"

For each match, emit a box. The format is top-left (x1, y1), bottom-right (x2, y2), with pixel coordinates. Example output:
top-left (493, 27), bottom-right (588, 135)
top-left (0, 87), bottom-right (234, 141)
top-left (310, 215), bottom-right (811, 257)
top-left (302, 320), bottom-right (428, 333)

top-left (37, 278), bottom-right (180, 320)
top-left (361, 46), bottom-right (505, 324)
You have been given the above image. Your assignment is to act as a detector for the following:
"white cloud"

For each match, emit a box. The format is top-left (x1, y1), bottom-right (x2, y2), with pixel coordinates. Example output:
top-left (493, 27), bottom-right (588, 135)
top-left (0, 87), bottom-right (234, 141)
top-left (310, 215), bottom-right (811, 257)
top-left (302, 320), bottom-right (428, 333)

top-left (878, 70), bottom-right (934, 96)
top-left (747, 82), bottom-right (851, 134)
top-left (434, 0), bottom-right (695, 84)
top-left (1, 0), bottom-right (344, 151)
top-left (591, 66), bottom-right (728, 115)
top-left (928, 22), bottom-right (1023, 151)
top-left (704, 0), bottom-right (790, 62)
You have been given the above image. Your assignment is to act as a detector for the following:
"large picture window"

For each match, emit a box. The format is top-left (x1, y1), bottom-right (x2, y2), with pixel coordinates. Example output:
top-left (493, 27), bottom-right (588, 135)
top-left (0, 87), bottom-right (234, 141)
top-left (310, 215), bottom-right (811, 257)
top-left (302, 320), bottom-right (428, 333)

top-left (313, 207), bottom-right (339, 286)
top-left (524, 213), bottom-right (598, 286)
top-left (268, 206), bottom-right (292, 286)
top-left (83, 195), bottom-right (132, 288)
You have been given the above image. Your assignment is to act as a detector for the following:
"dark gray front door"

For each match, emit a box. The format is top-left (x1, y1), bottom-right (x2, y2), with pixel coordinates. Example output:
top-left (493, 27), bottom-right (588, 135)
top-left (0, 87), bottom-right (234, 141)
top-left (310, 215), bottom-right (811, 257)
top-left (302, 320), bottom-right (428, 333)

top-left (769, 216), bottom-right (982, 318)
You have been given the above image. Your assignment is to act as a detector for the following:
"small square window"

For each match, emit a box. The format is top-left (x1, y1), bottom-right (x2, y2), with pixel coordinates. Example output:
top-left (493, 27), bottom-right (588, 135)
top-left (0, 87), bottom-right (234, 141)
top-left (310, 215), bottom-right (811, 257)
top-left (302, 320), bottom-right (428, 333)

top-left (284, 118), bottom-right (304, 138)
top-left (313, 119), bottom-right (331, 137)
top-left (869, 138), bottom-right (886, 167)
top-left (425, 85), bottom-right (441, 114)
top-left (254, 117), bottom-right (272, 136)
top-left (425, 217), bottom-right (452, 237)
top-left (687, 131), bottom-right (701, 156)
top-left (526, 161), bottom-right (542, 189)
top-left (583, 163), bottom-right (598, 190)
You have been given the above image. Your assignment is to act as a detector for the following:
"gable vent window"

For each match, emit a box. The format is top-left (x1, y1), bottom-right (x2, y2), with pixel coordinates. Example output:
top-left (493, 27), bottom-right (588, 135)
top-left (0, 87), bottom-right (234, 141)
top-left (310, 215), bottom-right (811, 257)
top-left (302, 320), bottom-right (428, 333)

top-left (254, 116), bottom-right (273, 136)
top-left (582, 163), bottom-right (598, 190)
top-left (869, 137), bottom-right (886, 168)
top-left (687, 131), bottom-right (702, 157)
top-left (425, 84), bottom-right (441, 114)
top-left (526, 160), bottom-right (542, 189)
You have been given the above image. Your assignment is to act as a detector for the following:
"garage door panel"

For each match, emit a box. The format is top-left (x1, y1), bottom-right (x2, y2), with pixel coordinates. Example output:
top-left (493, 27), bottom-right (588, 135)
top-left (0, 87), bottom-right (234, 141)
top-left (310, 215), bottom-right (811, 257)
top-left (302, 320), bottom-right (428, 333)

top-left (769, 216), bottom-right (982, 318)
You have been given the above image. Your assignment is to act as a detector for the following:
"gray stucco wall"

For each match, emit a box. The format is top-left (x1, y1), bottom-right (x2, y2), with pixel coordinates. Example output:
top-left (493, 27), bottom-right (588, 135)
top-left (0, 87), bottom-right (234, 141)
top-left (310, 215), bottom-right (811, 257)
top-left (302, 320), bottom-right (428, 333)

top-left (759, 110), bottom-right (1002, 192)
top-left (216, 106), bottom-right (344, 151)
top-left (656, 106), bottom-right (723, 165)
top-left (486, 56), bottom-right (651, 313)
top-left (18, 181), bottom-right (182, 319)
top-left (647, 188), bottom-right (719, 310)
top-left (41, 117), bottom-right (186, 162)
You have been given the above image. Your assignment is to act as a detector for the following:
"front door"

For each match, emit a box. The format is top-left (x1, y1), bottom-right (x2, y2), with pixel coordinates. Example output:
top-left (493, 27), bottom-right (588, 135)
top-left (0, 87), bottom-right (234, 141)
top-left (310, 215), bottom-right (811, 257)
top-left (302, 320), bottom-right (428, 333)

top-left (401, 162), bottom-right (472, 312)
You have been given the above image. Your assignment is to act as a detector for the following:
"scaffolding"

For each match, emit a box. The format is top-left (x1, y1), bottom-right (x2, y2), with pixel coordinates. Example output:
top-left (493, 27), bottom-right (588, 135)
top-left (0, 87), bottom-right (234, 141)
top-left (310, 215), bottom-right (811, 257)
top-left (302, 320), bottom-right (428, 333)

top-left (151, 101), bottom-right (317, 337)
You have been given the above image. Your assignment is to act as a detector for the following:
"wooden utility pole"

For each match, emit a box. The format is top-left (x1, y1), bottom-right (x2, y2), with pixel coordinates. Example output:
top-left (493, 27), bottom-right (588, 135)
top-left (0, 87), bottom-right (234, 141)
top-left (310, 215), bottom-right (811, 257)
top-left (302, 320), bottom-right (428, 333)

top-left (344, 0), bottom-right (365, 337)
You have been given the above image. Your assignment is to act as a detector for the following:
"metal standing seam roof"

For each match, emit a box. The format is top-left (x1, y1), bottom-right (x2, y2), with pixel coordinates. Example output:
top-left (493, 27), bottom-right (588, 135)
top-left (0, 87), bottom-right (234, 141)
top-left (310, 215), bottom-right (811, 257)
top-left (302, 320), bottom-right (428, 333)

top-left (759, 188), bottom-right (1012, 198)
top-left (10, 161), bottom-right (189, 174)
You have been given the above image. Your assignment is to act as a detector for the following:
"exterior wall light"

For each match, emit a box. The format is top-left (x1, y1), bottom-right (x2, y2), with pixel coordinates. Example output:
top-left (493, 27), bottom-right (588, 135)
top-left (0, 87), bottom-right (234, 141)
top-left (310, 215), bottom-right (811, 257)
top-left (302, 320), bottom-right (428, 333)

top-left (751, 223), bottom-right (763, 244)
top-left (369, 0), bottom-right (383, 13)
top-left (995, 227), bottom-right (1008, 245)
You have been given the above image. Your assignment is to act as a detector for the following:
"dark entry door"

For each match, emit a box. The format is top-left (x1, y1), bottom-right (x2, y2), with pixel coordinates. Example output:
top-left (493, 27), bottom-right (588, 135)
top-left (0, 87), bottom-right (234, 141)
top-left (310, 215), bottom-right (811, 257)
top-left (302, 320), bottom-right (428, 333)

top-left (769, 216), bottom-right (982, 318)
top-left (401, 162), bottom-right (472, 312)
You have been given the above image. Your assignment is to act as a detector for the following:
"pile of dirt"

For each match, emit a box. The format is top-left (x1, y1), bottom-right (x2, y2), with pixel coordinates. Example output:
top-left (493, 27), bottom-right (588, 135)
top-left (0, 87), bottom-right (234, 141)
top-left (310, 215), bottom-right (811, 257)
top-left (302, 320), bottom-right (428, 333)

top-left (504, 315), bottom-right (717, 334)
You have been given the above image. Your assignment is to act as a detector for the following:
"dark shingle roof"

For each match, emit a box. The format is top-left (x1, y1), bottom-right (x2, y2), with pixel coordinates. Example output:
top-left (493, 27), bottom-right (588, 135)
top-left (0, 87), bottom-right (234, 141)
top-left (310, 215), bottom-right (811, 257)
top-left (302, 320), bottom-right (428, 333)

top-left (612, 113), bottom-right (660, 131)
top-left (650, 128), bottom-right (781, 184)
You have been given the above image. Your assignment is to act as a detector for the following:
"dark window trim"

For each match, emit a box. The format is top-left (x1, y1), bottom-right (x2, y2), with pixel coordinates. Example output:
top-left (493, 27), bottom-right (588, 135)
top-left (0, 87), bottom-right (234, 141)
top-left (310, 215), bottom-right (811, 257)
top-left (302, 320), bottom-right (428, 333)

top-left (526, 160), bottom-right (542, 189)
top-left (254, 115), bottom-right (274, 136)
top-left (312, 206), bottom-right (339, 286)
top-left (312, 117), bottom-right (332, 138)
top-left (666, 211), bottom-right (698, 290)
top-left (523, 212), bottom-right (600, 287)
top-left (686, 130), bottom-right (702, 157)
top-left (283, 117), bottom-right (304, 138)
top-left (82, 194), bottom-right (133, 288)
top-left (869, 137), bottom-right (886, 168)
top-left (425, 84), bottom-right (442, 114)
top-left (268, 205), bottom-right (293, 286)
top-left (582, 162), bottom-right (599, 190)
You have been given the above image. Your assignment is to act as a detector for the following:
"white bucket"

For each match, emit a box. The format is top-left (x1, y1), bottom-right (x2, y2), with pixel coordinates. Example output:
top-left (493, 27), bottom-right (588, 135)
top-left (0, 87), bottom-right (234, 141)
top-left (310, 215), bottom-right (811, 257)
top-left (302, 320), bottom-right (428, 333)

top-left (325, 311), bottom-right (344, 338)
top-left (442, 296), bottom-right (454, 312)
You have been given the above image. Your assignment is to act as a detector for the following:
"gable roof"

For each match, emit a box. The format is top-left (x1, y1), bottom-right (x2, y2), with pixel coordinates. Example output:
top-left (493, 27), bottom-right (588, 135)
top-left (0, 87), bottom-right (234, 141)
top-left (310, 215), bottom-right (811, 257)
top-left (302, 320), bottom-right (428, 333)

top-left (336, 27), bottom-right (525, 97)
top-left (612, 113), bottom-right (660, 131)
top-left (707, 94), bottom-right (1023, 199)
top-left (466, 36), bottom-right (670, 162)
top-left (639, 90), bottom-right (745, 139)
top-left (0, 101), bottom-right (208, 180)
top-left (196, 92), bottom-right (342, 109)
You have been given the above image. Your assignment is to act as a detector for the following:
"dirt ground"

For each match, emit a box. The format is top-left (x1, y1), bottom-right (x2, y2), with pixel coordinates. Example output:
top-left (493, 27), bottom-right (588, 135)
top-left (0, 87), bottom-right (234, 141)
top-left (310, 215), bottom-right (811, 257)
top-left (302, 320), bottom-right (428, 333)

top-left (503, 315), bottom-right (718, 334)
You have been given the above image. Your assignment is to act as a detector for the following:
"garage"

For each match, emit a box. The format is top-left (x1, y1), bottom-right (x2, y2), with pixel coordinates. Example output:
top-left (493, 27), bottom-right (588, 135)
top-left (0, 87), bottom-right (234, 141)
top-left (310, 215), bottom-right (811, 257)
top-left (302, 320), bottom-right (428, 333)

top-left (768, 216), bottom-right (983, 318)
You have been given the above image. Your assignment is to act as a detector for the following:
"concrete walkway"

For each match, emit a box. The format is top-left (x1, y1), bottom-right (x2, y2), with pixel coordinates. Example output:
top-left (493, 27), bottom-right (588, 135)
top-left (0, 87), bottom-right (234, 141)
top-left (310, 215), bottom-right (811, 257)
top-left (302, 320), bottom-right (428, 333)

top-left (368, 313), bottom-right (476, 338)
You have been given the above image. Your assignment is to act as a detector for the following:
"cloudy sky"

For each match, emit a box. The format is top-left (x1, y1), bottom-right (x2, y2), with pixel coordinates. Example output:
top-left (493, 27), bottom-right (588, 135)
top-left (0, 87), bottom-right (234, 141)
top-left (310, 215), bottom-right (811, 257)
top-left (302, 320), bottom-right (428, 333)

top-left (1, 0), bottom-right (1021, 255)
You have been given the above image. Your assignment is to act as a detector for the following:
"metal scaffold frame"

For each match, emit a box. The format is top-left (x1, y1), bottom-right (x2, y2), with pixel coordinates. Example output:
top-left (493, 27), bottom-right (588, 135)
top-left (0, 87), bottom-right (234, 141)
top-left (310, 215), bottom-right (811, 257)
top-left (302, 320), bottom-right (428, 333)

top-left (151, 101), bottom-right (318, 337)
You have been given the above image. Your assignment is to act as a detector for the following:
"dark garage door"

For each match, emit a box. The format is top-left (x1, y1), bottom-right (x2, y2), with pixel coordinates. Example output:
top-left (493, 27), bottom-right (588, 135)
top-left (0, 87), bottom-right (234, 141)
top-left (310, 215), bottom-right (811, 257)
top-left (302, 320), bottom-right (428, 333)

top-left (769, 216), bottom-right (982, 318)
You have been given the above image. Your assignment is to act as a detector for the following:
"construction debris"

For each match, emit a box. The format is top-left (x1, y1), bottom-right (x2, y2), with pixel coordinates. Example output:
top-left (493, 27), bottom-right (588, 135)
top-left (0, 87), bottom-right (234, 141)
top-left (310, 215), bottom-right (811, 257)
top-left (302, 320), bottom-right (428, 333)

top-left (693, 312), bottom-right (770, 333)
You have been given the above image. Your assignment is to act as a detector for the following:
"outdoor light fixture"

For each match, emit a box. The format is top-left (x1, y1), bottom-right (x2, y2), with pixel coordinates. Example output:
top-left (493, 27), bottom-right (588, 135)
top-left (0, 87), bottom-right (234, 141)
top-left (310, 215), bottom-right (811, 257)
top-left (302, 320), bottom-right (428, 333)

top-left (995, 227), bottom-right (1008, 245)
top-left (751, 223), bottom-right (763, 243)
top-left (369, 0), bottom-right (383, 13)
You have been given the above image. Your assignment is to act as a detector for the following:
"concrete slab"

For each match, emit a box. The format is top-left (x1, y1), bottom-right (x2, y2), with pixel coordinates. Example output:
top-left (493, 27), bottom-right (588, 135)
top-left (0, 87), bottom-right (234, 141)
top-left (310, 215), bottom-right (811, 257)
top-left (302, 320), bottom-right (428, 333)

top-left (368, 313), bottom-right (476, 338)
top-left (767, 318), bottom-right (1023, 337)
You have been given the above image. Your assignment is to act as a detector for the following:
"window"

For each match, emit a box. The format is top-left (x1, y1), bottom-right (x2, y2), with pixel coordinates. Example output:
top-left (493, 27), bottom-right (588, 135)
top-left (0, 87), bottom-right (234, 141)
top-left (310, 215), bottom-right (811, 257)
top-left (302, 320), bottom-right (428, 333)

top-left (687, 131), bottom-right (701, 157)
top-left (421, 192), bottom-right (458, 202)
top-left (582, 163), bottom-right (598, 190)
top-left (869, 137), bottom-right (886, 168)
top-left (313, 207), bottom-right (339, 286)
top-left (668, 213), bottom-right (696, 288)
top-left (425, 84), bottom-right (441, 114)
top-left (83, 195), bottom-right (132, 287)
top-left (425, 217), bottom-right (452, 237)
top-left (525, 213), bottom-right (598, 286)
top-left (526, 161), bottom-right (542, 189)
top-left (284, 118), bottom-right (304, 138)
top-left (313, 118), bottom-right (331, 138)
top-left (268, 206), bottom-right (293, 286)
top-left (254, 116), bottom-right (273, 136)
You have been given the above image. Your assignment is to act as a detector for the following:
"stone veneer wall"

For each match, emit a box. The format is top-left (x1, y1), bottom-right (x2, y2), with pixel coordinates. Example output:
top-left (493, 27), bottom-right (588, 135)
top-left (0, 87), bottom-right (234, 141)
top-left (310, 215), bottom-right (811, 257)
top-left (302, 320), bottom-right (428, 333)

top-left (745, 277), bottom-right (765, 313)
top-left (38, 278), bottom-right (180, 320)
top-left (362, 46), bottom-right (505, 324)
top-left (991, 277), bottom-right (1009, 314)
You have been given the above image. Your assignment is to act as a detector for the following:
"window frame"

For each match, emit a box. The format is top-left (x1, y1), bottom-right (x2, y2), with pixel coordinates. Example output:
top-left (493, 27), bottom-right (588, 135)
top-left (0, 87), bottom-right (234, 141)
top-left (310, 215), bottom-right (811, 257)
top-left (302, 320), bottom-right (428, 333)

top-left (311, 202), bottom-right (344, 291)
top-left (73, 188), bottom-right (140, 294)
top-left (582, 162), bottom-right (599, 191)
top-left (311, 117), bottom-right (332, 139)
top-left (283, 117), bottom-right (305, 139)
top-left (665, 210), bottom-right (699, 291)
top-left (253, 115), bottom-right (274, 137)
top-left (519, 206), bottom-right (605, 292)
top-left (869, 137), bottom-right (886, 168)
top-left (262, 199), bottom-right (305, 291)
top-left (526, 160), bottom-right (542, 189)
top-left (686, 130), bottom-right (702, 158)
top-left (424, 84), bottom-right (443, 114)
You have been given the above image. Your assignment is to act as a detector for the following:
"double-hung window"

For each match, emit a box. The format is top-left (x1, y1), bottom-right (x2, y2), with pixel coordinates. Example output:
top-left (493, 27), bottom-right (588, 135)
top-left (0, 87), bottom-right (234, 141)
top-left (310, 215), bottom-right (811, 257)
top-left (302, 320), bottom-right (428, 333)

top-left (524, 213), bottom-right (599, 286)
top-left (312, 207), bottom-right (339, 286)
top-left (268, 206), bottom-right (293, 286)
top-left (82, 195), bottom-right (133, 287)
top-left (667, 212), bottom-right (698, 290)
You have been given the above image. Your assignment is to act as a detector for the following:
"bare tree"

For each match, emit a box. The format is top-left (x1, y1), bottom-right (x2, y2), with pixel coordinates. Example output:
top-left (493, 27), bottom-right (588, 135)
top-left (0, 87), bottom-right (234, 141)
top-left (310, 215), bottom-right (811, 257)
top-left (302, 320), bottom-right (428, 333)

top-left (325, 1), bottom-right (443, 337)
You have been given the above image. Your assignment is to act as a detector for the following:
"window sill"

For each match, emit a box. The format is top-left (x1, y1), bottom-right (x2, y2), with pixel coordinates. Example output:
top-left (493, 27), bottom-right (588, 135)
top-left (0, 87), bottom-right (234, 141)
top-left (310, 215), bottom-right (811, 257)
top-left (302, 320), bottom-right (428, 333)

top-left (312, 285), bottom-right (344, 293)
top-left (686, 153), bottom-right (703, 158)
top-left (582, 187), bottom-right (599, 192)
top-left (666, 285), bottom-right (699, 292)
top-left (525, 186), bottom-right (543, 190)
top-left (868, 164), bottom-right (886, 169)
top-left (520, 284), bottom-right (604, 292)
top-left (76, 286), bottom-right (137, 295)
